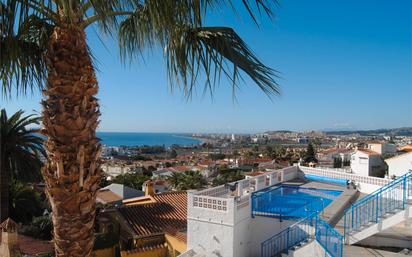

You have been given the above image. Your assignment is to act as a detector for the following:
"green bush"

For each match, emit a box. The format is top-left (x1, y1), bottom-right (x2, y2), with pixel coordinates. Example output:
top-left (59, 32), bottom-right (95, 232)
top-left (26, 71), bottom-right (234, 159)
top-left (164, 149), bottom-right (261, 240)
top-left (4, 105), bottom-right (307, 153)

top-left (9, 181), bottom-right (44, 224)
top-left (20, 215), bottom-right (53, 240)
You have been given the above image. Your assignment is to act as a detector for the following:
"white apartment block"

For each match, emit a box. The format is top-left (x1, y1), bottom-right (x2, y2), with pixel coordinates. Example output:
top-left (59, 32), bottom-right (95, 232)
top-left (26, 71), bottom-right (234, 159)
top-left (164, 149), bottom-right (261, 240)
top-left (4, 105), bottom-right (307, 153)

top-left (368, 142), bottom-right (396, 155)
top-left (350, 149), bottom-right (384, 177)
top-left (385, 151), bottom-right (412, 177)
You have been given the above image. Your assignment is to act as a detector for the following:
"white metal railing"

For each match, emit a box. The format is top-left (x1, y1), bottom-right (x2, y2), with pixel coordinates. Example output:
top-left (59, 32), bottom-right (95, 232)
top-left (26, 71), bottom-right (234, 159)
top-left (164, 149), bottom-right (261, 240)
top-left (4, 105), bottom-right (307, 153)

top-left (191, 166), bottom-right (300, 211)
top-left (193, 184), bottom-right (230, 197)
top-left (299, 166), bottom-right (391, 186)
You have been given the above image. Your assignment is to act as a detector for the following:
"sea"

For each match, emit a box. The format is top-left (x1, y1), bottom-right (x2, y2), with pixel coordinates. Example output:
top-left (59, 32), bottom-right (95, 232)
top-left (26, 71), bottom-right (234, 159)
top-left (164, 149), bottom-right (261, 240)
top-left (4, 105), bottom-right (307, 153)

top-left (97, 132), bottom-right (202, 147)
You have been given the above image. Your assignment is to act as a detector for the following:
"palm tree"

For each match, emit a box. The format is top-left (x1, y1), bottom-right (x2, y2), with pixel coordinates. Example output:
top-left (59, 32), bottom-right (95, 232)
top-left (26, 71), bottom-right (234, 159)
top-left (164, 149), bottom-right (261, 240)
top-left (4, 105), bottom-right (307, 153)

top-left (0, 109), bottom-right (45, 222)
top-left (168, 172), bottom-right (182, 189)
top-left (1, 1), bottom-right (280, 256)
top-left (176, 170), bottom-right (206, 190)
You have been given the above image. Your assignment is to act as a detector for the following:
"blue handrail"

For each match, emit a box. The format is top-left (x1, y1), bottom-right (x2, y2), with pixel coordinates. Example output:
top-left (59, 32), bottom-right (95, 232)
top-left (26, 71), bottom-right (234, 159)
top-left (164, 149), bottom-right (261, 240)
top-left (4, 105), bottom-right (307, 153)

top-left (344, 171), bottom-right (412, 239)
top-left (260, 213), bottom-right (344, 257)
top-left (261, 213), bottom-right (317, 257)
top-left (316, 217), bottom-right (343, 257)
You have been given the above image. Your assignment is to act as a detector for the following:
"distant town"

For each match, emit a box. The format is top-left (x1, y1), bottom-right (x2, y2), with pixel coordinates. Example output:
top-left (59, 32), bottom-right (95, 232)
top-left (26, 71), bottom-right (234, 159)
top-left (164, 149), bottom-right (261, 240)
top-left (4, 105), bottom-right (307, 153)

top-left (92, 127), bottom-right (412, 257)
top-left (101, 128), bottom-right (412, 184)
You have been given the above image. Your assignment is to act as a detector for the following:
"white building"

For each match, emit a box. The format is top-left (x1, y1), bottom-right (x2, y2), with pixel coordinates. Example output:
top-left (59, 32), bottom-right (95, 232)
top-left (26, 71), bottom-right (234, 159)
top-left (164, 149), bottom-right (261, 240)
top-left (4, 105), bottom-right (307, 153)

top-left (186, 167), bottom-right (297, 257)
top-left (142, 180), bottom-right (169, 194)
top-left (101, 162), bottom-right (133, 178)
top-left (385, 151), bottom-right (412, 178)
top-left (180, 166), bottom-right (412, 257)
top-left (318, 147), bottom-right (353, 167)
top-left (368, 141), bottom-right (396, 155)
top-left (350, 149), bottom-right (385, 177)
top-left (152, 168), bottom-right (174, 178)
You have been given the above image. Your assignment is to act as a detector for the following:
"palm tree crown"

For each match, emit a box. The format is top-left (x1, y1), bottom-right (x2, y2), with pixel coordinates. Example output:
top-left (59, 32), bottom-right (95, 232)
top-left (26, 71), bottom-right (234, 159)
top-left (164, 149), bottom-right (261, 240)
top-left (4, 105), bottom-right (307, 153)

top-left (1, 0), bottom-right (280, 97)
top-left (0, 109), bottom-right (45, 221)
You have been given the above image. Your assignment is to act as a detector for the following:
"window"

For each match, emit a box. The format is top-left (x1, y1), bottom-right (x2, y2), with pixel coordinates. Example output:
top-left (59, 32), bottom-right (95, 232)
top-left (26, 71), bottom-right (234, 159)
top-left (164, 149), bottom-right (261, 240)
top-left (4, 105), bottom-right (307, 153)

top-left (359, 157), bottom-right (368, 164)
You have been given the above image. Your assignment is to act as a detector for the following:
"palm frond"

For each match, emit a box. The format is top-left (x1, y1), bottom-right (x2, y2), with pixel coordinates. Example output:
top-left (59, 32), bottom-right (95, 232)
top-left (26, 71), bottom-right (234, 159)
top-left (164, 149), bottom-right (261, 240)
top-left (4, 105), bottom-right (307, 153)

top-left (0, 1), bottom-right (54, 98)
top-left (165, 26), bottom-right (279, 98)
top-left (0, 109), bottom-right (45, 182)
top-left (118, 1), bottom-right (279, 99)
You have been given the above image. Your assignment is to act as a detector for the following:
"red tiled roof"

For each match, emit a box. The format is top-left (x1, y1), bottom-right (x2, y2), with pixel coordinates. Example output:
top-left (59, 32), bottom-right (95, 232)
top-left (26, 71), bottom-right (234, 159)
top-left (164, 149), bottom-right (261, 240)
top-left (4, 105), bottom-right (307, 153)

top-left (400, 144), bottom-right (412, 151)
top-left (124, 242), bottom-right (167, 254)
top-left (0, 234), bottom-right (54, 256)
top-left (97, 189), bottom-right (122, 204)
top-left (245, 171), bottom-right (266, 177)
top-left (198, 160), bottom-right (214, 166)
top-left (118, 191), bottom-right (187, 239)
top-left (321, 147), bottom-right (352, 155)
top-left (357, 148), bottom-right (380, 156)
top-left (165, 226), bottom-right (187, 242)
top-left (19, 235), bottom-right (53, 256)
top-left (368, 141), bottom-right (384, 145)
top-left (170, 166), bottom-right (190, 172)
top-left (0, 218), bottom-right (17, 232)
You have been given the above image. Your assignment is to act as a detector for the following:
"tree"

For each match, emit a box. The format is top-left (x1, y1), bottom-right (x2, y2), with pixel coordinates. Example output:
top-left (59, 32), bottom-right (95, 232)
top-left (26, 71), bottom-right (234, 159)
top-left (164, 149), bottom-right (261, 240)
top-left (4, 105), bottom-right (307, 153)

top-left (333, 157), bottom-right (342, 168)
top-left (175, 171), bottom-right (206, 190)
top-left (304, 142), bottom-right (318, 164)
top-left (1, 1), bottom-right (280, 256)
top-left (169, 149), bottom-right (177, 159)
top-left (0, 109), bottom-right (45, 222)
top-left (9, 180), bottom-right (44, 224)
top-left (264, 145), bottom-right (273, 158)
top-left (212, 167), bottom-right (244, 186)
top-left (110, 172), bottom-right (150, 190)
top-left (168, 172), bottom-right (182, 189)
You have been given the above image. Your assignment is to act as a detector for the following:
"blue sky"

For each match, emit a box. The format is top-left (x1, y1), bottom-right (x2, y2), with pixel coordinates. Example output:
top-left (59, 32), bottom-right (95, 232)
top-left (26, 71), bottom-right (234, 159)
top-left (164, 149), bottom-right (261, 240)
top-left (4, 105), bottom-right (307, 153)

top-left (1, 0), bottom-right (411, 133)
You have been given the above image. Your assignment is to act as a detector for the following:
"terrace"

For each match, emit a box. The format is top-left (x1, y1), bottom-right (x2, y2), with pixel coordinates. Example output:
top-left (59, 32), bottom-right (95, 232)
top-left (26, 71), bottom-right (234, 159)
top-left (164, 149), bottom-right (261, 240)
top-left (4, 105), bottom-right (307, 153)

top-left (184, 166), bottom-right (410, 257)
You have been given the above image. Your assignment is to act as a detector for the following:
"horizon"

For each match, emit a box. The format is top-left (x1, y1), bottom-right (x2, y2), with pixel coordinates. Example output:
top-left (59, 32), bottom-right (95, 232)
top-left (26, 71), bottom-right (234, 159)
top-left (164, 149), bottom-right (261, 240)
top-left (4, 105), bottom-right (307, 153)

top-left (2, 0), bottom-right (411, 133)
top-left (96, 126), bottom-right (412, 134)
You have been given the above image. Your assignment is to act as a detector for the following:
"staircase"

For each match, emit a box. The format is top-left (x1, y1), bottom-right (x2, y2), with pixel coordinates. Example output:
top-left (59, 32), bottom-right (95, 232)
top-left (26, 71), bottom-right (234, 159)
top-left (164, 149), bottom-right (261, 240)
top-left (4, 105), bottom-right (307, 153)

top-left (260, 213), bottom-right (343, 257)
top-left (255, 171), bottom-right (412, 257)
top-left (253, 189), bottom-right (344, 257)
top-left (343, 171), bottom-right (412, 245)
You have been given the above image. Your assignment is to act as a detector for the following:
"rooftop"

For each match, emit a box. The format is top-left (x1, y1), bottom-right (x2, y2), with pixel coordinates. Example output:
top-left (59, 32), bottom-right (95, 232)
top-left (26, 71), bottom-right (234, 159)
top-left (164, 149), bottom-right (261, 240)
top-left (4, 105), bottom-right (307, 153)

top-left (118, 191), bottom-right (187, 240)
top-left (357, 148), bottom-right (380, 156)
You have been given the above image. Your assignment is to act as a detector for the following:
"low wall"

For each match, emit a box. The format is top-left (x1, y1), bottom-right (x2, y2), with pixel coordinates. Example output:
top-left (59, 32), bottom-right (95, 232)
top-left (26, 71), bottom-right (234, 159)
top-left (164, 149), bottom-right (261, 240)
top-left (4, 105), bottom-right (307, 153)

top-left (299, 166), bottom-right (391, 194)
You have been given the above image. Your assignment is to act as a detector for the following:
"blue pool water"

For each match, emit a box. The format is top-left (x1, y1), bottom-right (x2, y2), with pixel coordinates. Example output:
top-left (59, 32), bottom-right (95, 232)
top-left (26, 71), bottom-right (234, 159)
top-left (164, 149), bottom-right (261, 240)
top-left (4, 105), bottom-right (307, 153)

top-left (252, 185), bottom-right (342, 219)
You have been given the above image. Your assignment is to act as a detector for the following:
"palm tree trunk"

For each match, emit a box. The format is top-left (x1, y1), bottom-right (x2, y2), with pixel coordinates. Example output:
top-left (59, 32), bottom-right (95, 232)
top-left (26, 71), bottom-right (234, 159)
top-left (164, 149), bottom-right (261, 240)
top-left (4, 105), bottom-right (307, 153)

top-left (0, 148), bottom-right (9, 222)
top-left (42, 25), bottom-right (101, 257)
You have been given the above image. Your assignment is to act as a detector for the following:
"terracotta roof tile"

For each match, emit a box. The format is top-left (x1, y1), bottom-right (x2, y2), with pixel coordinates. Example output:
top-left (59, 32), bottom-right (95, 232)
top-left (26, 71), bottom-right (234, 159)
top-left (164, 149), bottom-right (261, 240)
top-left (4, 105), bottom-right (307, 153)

top-left (357, 148), bottom-right (380, 156)
top-left (245, 171), bottom-right (266, 177)
top-left (0, 234), bottom-right (53, 256)
top-left (118, 191), bottom-right (187, 239)
top-left (0, 218), bottom-right (17, 232)
top-left (97, 189), bottom-right (122, 204)
top-left (124, 242), bottom-right (167, 254)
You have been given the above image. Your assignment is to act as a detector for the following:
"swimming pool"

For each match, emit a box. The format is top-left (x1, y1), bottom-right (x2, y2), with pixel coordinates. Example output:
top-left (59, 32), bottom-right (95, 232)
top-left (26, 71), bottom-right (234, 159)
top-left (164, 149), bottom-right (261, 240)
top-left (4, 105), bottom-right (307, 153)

top-left (251, 185), bottom-right (342, 219)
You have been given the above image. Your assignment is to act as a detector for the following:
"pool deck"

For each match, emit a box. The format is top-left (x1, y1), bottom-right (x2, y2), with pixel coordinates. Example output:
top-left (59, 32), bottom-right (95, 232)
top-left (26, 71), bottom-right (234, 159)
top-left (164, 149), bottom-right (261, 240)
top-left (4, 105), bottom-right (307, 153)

top-left (344, 245), bottom-right (409, 257)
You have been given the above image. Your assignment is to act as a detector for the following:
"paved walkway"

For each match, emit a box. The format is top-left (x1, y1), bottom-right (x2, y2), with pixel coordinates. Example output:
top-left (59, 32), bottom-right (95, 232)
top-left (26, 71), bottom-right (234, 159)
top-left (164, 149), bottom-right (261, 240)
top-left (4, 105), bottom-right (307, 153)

top-left (344, 246), bottom-right (411, 257)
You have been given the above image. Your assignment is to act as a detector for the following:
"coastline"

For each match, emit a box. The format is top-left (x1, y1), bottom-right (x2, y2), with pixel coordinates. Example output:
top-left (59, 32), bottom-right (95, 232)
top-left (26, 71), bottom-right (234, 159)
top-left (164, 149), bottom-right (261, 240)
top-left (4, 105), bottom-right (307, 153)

top-left (97, 132), bottom-right (203, 147)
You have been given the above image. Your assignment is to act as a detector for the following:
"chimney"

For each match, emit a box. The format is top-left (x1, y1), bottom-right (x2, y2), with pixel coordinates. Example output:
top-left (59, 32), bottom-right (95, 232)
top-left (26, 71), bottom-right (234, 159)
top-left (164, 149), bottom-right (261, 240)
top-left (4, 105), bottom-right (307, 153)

top-left (0, 218), bottom-right (21, 257)
top-left (144, 180), bottom-right (155, 196)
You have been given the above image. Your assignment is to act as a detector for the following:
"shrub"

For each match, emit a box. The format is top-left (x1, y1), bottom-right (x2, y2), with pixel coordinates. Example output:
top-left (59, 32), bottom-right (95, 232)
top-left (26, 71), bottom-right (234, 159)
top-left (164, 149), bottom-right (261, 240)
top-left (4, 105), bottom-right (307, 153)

top-left (20, 215), bottom-right (53, 240)
top-left (9, 181), bottom-right (44, 224)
